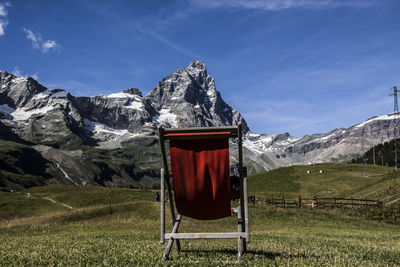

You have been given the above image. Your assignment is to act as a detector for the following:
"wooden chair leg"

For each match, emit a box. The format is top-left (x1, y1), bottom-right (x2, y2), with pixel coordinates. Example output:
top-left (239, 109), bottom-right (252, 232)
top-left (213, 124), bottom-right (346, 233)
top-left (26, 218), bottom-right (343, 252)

top-left (163, 214), bottom-right (182, 261)
top-left (237, 208), bottom-right (243, 262)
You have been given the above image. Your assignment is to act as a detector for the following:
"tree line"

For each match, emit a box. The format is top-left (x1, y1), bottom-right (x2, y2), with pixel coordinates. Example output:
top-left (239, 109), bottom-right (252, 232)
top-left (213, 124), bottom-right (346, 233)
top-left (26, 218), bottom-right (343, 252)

top-left (351, 138), bottom-right (400, 166)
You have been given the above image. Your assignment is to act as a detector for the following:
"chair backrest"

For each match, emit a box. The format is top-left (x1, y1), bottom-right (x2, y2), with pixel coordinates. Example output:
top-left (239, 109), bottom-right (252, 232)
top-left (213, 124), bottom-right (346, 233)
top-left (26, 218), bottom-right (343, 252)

top-left (159, 126), bottom-right (243, 220)
top-left (169, 132), bottom-right (231, 220)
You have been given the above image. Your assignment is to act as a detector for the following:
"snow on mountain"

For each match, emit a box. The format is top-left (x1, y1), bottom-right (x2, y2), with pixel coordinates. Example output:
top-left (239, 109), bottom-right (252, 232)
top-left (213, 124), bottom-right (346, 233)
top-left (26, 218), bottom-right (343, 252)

top-left (352, 114), bottom-right (397, 129)
top-left (1, 62), bottom-right (399, 180)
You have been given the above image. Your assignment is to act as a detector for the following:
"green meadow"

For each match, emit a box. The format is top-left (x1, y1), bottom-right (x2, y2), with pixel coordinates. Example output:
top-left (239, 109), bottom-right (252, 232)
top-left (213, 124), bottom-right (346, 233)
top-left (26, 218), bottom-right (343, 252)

top-left (0, 164), bottom-right (399, 266)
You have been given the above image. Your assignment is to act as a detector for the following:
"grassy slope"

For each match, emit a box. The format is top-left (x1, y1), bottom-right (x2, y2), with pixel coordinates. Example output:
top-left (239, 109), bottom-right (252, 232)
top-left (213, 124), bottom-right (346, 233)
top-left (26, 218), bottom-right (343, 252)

top-left (0, 137), bottom-right (162, 191)
top-left (0, 140), bottom-right (54, 189)
top-left (0, 184), bottom-right (399, 265)
top-left (249, 163), bottom-right (400, 201)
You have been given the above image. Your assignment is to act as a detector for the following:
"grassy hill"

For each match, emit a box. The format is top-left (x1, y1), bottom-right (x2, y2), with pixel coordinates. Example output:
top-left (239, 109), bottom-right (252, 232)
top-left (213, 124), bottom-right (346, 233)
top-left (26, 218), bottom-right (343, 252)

top-left (249, 163), bottom-right (400, 203)
top-left (0, 165), bottom-right (399, 265)
top-left (0, 138), bottom-right (161, 191)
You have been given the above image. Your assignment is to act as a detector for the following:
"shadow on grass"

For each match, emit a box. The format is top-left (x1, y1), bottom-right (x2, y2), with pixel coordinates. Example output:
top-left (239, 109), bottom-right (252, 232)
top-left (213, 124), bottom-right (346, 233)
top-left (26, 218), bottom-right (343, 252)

top-left (180, 248), bottom-right (282, 259)
top-left (180, 248), bottom-right (319, 260)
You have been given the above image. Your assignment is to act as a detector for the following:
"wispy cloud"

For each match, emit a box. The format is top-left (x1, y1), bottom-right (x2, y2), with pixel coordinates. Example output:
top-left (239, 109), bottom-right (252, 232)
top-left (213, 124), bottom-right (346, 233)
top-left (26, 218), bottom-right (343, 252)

top-left (189, 0), bottom-right (374, 10)
top-left (133, 24), bottom-right (197, 58)
top-left (0, 1), bottom-right (10, 36)
top-left (22, 27), bottom-right (61, 53)
top-left (78, 2), bottom-right (197, 58)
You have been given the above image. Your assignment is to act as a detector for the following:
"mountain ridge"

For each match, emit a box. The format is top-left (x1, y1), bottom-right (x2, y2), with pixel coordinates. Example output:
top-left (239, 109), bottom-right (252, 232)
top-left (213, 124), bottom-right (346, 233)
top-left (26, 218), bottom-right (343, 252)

top-left (0, 61), bottom-right (398, 189)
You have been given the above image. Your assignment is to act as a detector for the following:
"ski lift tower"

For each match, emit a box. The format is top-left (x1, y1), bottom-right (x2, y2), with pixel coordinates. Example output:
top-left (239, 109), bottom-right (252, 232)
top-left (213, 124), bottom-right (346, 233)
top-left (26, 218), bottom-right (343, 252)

top-left (390, 86), bottom-right (399, 171)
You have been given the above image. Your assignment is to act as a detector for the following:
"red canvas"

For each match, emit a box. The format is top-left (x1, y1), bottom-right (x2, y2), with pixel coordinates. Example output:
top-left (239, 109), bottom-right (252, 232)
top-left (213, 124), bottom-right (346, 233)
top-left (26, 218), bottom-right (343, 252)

top-left (169, 133), bottom-right (231, 220)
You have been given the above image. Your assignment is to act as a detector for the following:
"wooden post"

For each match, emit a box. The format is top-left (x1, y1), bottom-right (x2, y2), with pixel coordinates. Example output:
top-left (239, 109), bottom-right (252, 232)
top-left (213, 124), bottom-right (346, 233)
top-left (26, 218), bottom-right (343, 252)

top-left (158, 127), bottom-right (181, 252)
top-left (298, 195), bottom-right (302, 208)
top-left (237, 208), bottom-right (243, 262)
top-left (351, 196), bottom-right (353, 208)
top-left (243, 167), bottom-right (250, 243)
top-left (160, 168), bottom-right (165, 244)
top-left (163, 214), bottom-right (182, 261)
top-left (237, 123), bottom-right (246, 252)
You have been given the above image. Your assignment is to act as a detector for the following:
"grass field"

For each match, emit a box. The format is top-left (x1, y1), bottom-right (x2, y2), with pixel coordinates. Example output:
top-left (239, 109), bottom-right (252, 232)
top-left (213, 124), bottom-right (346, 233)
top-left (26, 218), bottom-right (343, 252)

top-left (0, 164), bottom-right (399, 265)
top-left (249, 163), bottom-right (400, 201)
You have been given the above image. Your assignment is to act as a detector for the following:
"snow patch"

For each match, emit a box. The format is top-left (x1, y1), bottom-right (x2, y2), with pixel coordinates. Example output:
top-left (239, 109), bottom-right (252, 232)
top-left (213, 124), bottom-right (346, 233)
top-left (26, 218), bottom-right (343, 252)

top-left (353, 114), bottom-right (396, 129)
top-left (104, 92), bottom-right (137, 99)
top-left (33, 90), bottom-right (52, 99)
top-left (207, 89), bottom-right (215, 97)
top-left (84, 119), bottom-right (131, 136)
top-left (244, 138), bottom-right (267, 154)
top-left (33, 89), bottom-right (68, 100)
top-left (12, 77), bottom-right (29, 85)
top-left (156, 109), bottom-right (178, 127)
top-left (247, 132), bottom-right (261, 138)
top-left (83, 118), bottom-right (144, 148)
top-left (317, 133), bottom-right (335, 142)
top-left (125, 100), bottom-right (144, 110)
top-left (11, 105), bottom-right (54, 121)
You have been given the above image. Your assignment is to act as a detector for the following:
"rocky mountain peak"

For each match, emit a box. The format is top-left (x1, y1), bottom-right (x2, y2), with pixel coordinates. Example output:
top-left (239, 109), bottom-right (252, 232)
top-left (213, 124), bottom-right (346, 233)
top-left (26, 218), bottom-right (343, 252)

top-left (122, 88), bottom-right (142, 97)
top-left (145, 62), bottom-right (249, 132)
top-left (185, 61), bottom-right (207, 78)
top-left (0, 71), bottom-right (47, 108)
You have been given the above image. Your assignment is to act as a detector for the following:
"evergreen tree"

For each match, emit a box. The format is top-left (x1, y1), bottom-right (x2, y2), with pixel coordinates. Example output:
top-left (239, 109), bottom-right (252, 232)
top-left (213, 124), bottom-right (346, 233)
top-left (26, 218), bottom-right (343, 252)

top-left (352, 139), bottom-right (400, 166)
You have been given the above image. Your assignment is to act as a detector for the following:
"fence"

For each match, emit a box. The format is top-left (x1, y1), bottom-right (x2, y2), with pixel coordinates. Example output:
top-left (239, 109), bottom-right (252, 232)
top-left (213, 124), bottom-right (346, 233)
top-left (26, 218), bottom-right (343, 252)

top-left (256, 195), bottom-right (382, 208)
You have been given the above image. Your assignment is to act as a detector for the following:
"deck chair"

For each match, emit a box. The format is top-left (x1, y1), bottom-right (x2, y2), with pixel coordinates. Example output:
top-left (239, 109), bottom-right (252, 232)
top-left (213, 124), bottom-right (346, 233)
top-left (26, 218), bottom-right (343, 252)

top-left (158, 124), bottom-right (250, 262)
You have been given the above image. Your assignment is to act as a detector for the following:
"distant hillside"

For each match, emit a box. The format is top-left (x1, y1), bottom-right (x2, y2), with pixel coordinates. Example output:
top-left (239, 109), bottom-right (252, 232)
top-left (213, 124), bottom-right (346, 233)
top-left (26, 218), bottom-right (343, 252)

top-left (249, 163), bottom-right (400, 204)
top-left (0, 138), bottom-right (161, 191)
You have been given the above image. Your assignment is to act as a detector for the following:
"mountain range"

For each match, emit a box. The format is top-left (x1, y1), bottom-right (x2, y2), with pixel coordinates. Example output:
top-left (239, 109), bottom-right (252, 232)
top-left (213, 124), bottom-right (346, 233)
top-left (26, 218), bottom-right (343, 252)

top-left (0, 61), bottom-right (398, 190)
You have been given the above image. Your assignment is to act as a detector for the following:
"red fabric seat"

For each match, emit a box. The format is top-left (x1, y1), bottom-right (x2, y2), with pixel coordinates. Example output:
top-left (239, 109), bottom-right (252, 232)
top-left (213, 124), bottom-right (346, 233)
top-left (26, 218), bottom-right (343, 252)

top-left (169, 132), bottom-right (231, 220)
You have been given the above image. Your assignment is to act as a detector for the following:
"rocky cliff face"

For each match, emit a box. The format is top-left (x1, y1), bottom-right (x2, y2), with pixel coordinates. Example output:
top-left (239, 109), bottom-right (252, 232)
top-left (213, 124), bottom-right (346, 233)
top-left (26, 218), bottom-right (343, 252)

top-left (145, 61), bottom-right (249, 131)
top-left (242, 114), bottom-right (400, 173)
top-left (0, 72), bottom-right (84, 147)
top-left (0, 62), bottom-right (397, 189)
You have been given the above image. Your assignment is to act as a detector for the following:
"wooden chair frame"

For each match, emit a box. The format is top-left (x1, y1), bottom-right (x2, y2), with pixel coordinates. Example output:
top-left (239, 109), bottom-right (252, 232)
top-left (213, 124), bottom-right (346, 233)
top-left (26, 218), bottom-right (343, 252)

top-left (158, 124), bottom-right (250, 262)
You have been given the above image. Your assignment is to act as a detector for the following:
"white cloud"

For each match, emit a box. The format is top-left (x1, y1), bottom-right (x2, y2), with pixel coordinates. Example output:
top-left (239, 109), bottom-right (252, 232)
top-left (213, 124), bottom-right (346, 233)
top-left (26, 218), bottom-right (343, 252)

top-left (22, 27), bottom-right (60, 53)
top-left (0, 1), bottom-right (10, 36)
top-left (22, 28), bottom-right (40, 48)
top-left (189, 0), bottom-right (373, 10)
top-left (42, 40), bottom-right (58, 52)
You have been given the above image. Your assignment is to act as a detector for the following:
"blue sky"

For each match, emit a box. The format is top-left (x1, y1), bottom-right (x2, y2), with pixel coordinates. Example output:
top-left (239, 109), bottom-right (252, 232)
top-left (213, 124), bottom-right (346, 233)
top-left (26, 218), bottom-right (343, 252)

top-left (1, 0), bottom-right (400, 136)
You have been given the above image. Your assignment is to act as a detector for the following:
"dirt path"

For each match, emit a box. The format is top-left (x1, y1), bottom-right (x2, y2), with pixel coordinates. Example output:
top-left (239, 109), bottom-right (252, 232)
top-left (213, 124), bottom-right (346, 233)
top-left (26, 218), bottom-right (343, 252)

top-left (386, 197), bottom-right (400, 205)
top-left (43, 197), bottom-right (73, 210)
